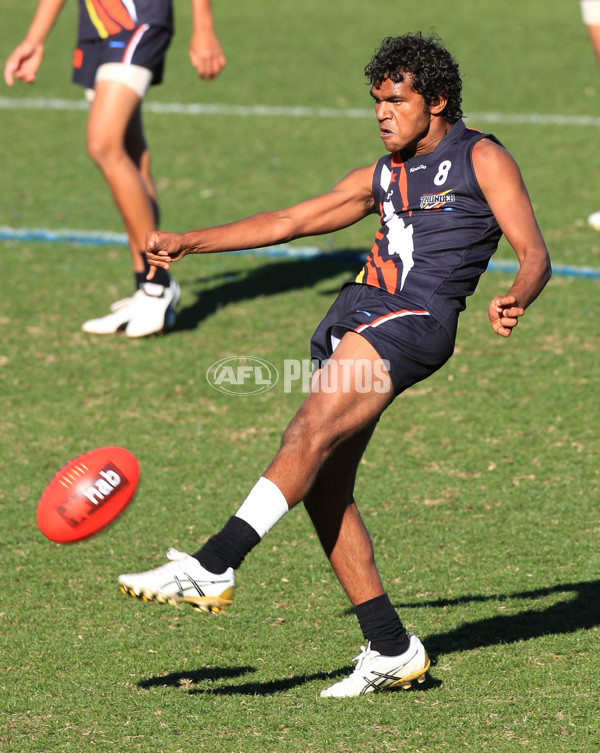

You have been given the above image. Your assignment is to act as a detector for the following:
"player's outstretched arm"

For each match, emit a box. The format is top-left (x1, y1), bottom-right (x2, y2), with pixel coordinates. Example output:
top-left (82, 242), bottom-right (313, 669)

top-left (472, 139), bottom-right (552, 338)
top-left (145, 164), bottom-right (376, 278)
top-left (4, 0), bottom-right (66, 85)
top-left (189, 0), bottom-right (226, 80)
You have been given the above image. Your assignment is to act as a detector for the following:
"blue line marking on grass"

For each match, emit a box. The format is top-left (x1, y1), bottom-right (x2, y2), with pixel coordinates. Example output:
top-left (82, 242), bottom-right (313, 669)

top-left (0, 226), bottom-right (128, 246)
top-left (1, 225), bottom-right (599, 279)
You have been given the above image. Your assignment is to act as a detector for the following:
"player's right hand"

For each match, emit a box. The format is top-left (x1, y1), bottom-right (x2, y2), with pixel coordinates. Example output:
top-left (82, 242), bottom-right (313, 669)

top-left (4, 42), bottom-right (44, 86)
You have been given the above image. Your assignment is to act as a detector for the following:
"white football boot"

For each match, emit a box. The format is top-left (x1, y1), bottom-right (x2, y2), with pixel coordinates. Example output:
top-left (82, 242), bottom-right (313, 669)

top-left (118, 548), bottom-right (234, 614)
top-left (587, 211), bottom-right (600, 231)
top-left (109, 295), bottom-right (134, 312)
top-left (81, 296), bottom-right (135, 334)
top-left (320, 633), bottom-right (430, 698)
top-left (125, 280), bottom-right (180, 338)
top-left (81, 280), bottom-right (179, 336)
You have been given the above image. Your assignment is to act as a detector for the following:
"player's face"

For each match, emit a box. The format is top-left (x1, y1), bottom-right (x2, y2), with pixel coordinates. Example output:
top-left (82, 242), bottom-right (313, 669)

top-left (370, 75), bottom-right (444, 156)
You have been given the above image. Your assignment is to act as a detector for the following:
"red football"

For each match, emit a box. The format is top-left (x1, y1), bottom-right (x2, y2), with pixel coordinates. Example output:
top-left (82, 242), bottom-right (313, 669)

top-left (36, 447), bottom-right (140, 543)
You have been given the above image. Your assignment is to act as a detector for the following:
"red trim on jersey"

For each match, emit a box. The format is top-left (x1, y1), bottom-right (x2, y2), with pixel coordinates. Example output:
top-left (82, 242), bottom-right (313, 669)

top-left (398, 165), bottom-right (411, 215)
top-left (391, 152), bottom-right (412, 216)
top-left (354, 308), bottom-right (430, 333)
top-left (364, 237), bottom-right (398, 294)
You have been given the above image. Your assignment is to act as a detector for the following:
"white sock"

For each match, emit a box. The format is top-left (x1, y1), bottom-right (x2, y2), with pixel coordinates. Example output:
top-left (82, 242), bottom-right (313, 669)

top-left (235, 476), bottom-right (289, 538)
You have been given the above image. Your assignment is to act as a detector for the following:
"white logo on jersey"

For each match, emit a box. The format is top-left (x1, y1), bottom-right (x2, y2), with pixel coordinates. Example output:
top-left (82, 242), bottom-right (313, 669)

top-left (380, 164), bottom-right (415, 290)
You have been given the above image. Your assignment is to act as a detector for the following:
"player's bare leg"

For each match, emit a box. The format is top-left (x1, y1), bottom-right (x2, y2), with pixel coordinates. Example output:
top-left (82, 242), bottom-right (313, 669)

top-left (86, 79), bottom-right (155, 272)
top-left (124, 104), bottom-right (160, 233)
top-left (264, 332), bottom-right (429, 690)
top-left (263, 331), bottom-right (394, 505)
top-left (303, 423), bottom-right (384, 606)
top-left (83, 79), bottom-right (179, 336)
top-left (303, 419), bottom-right (431, 697)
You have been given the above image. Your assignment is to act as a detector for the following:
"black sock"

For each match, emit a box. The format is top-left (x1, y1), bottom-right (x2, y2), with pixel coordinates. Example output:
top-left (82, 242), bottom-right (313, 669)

top-left (193, 516), bottom-right (261, 573)
top-left (354, 593), bottom-right (410, 656)
top-left (138, 252), bottom-right (171, 289)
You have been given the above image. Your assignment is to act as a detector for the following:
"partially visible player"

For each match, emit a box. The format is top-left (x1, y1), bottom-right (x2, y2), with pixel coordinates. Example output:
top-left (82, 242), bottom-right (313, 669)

top-left (581, 0), bottom-right (600, 229)
top-left (4, 0), bottom-right (226, 337)
top-left (118, 33), bottom-right (551, 697)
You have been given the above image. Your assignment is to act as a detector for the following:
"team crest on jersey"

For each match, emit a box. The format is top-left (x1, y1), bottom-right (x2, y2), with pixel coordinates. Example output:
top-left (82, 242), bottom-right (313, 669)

top-left (420, 190), bottom-right (456, 211)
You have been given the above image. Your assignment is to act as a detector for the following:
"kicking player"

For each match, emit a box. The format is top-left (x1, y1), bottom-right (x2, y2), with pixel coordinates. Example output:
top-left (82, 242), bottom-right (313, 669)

top-left (117, 33), bottom-right (551, 697)
top-left (4, 0), bottom-right (225, 337)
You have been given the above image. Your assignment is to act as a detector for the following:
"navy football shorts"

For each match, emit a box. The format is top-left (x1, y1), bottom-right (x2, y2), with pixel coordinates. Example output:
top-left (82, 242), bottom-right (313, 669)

top-left (310, 282), bottom-right (455, 397)
top-left (73, 25), bottom-right (172, 89)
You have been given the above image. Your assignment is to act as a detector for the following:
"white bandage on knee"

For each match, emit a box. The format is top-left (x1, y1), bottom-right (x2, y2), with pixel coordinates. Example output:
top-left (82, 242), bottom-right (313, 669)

top-left (235, 477), bottom-right (289, 539)
top-left (581, 0), bottom-right (600, 25)
top-left (95, 63), bottom-right (153, 98)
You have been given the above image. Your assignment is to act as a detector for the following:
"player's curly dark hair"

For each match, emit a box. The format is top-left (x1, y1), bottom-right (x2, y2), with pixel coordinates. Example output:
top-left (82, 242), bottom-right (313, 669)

top-left (365, 33), bottom-right (463, 123)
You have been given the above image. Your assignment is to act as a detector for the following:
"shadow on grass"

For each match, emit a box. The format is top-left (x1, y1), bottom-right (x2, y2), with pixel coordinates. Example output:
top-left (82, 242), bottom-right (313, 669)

top-left (138, 665), bottom-right (255, 688)
top-left (172, 249), bottom-right (363, 333)
top-left (135, 581), bottom-right (597, 696)
top-left (138, 664), bottom-right (442, 696)
top-left (138, 665), bottom-right (346, 695)
top-left (394, 579), bottom-right (600, 662)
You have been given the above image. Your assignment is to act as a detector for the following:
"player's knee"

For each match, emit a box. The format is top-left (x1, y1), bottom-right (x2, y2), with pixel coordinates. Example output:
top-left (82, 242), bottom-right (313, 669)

top-left (280, 408), bottom-right (338, 462)
top-left (86, 130), bottom-right (122, 169)
top-left (86, 134), bottom-right (107, 167)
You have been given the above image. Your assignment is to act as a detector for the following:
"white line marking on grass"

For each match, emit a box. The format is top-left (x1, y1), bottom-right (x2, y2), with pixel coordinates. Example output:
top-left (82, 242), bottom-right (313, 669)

top-left (1, 225), bottom-right (598, 278)
top-left (1, 96), bottom-right (600, 127)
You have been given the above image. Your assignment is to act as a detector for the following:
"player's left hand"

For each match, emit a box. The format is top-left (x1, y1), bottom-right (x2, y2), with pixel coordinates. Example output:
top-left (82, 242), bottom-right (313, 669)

top-left (189, 30), bottom-right (226, 80)
top-left (488, 294), bottom-right (524, 337)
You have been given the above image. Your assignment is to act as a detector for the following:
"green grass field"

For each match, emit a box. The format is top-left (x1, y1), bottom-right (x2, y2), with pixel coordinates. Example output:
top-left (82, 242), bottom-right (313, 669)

top-left (1, 0), bottom-right (599, 751)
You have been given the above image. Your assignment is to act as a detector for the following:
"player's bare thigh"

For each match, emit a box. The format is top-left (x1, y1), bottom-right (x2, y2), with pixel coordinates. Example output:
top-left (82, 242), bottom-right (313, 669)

top-left (300, 331), bottom-right (394, 449)
top-left (86, 64), bottom-right (151, 147)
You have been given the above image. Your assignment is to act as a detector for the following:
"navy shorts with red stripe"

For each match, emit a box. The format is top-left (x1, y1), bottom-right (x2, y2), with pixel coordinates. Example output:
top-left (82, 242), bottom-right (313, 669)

top-left (73, 25), bottom-right (172, 89)
top-left (310, 282), bottom-right (455, 396)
